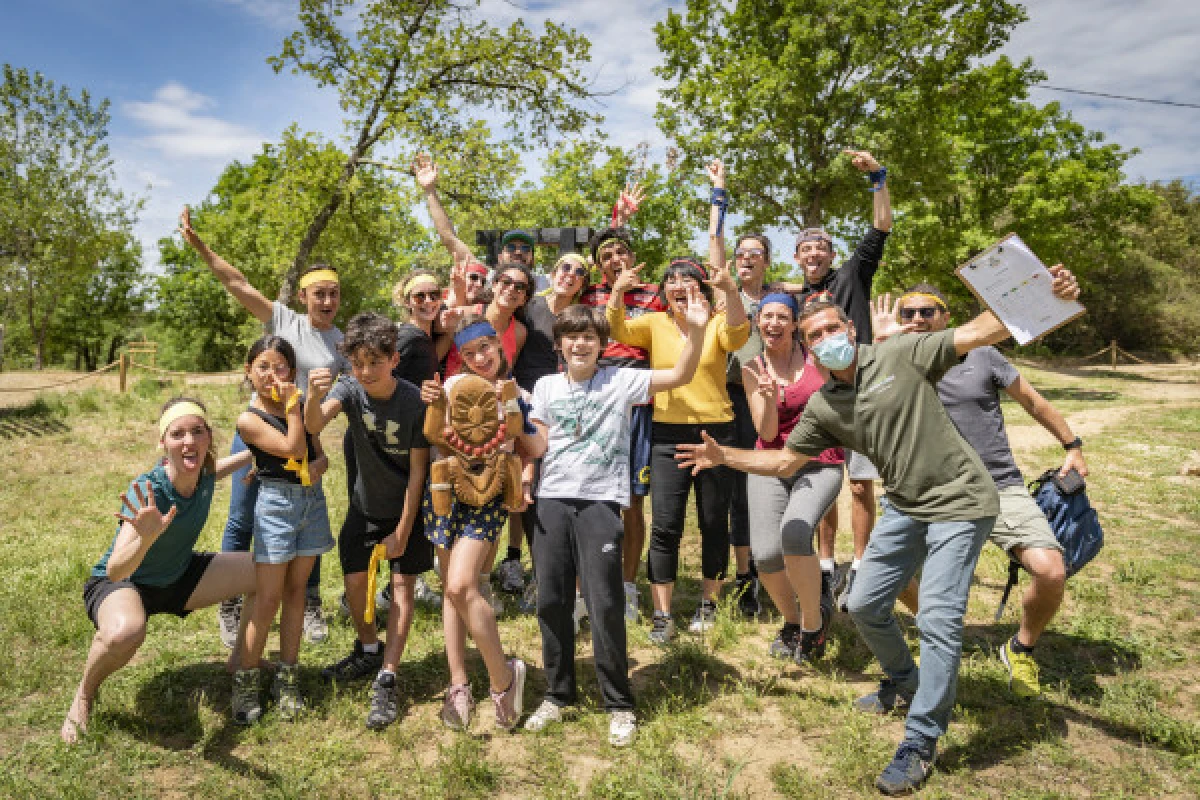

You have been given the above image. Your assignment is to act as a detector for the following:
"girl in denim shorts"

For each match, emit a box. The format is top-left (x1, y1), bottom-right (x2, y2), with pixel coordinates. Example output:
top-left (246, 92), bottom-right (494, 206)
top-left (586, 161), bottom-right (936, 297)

top-left (232, 335), bottom-right (334, 724)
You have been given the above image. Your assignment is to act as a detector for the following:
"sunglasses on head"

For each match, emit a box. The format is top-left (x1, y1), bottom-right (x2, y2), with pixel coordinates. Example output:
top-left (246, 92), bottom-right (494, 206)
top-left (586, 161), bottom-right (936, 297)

top-left (503, 243), bottom-right (532, 254)
top-left (557, 263), bottom-right (588, 278)
top-left (735, 247), bottom-right (765, 258)
top-left (496, 275), bottom-right (529, 293)
top-left (900, 306), bottom-right (942, 320)
top-left (408, 289), bottom-right (440, 304)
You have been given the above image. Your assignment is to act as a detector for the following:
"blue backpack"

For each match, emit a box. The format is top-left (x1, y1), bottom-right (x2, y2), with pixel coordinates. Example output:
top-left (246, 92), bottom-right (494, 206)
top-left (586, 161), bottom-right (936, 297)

top-left (994, 469), bottom-right (1104, 621)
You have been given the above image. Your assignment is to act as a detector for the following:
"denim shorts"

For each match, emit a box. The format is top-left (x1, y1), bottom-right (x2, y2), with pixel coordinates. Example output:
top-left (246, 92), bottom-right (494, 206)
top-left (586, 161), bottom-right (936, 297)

top-left (253, 480), bottom-right (335, 564)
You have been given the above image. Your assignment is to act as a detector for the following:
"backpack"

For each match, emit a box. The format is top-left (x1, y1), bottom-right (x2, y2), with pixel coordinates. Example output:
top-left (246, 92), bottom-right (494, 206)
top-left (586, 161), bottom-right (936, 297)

top-left (993, 469), bottom-right (1104, 621)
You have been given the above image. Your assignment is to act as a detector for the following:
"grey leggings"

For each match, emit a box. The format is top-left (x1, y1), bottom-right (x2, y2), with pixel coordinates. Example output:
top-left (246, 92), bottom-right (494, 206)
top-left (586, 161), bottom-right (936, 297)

top-left (746, 462), bottom-right (844, 574)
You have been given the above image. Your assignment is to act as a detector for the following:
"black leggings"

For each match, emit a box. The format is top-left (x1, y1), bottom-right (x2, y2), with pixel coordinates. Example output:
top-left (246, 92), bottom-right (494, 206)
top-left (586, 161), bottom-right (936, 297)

top-left (726, 384), bottom-right (756, 550)
top-left (647, 422), bottom-right (736, 584)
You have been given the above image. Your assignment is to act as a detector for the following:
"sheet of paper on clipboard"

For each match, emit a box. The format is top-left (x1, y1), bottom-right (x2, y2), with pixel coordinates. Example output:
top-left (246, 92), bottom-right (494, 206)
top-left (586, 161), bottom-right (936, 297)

top-left (956, 234), bottom-right (1085, 345)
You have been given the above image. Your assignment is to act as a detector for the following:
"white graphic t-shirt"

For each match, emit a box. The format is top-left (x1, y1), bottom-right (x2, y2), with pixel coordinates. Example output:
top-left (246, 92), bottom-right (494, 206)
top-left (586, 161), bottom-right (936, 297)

top-left (531, 366), bottom-right (652, 507)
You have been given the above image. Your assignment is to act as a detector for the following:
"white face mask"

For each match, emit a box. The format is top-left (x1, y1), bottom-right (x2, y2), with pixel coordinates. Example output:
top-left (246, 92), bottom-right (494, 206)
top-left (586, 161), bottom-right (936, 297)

top-left (812, 331), bottom-right (855, 370)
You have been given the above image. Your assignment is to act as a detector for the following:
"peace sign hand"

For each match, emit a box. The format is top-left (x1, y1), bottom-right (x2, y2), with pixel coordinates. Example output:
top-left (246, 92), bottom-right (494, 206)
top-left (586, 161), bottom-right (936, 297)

top-left (746, 361), bottom-right (779, 404)
top-left (843, 149), bottom-right (881, 173)
top-left (115, 480), bottom-right (177, 542)
top-left (705, 258), bottom-right (737, 293)
top-left (613, 262), bottom-right (645, 294)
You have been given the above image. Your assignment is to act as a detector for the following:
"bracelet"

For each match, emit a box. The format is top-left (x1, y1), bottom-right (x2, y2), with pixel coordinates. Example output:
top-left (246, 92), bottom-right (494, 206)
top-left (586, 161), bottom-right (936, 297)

top-left (709, 187), bottom-right (729, 208)
top-left (1062, 436), bottom-right (1083, 451)
top-left (868, 166), bottom-right (888, 193)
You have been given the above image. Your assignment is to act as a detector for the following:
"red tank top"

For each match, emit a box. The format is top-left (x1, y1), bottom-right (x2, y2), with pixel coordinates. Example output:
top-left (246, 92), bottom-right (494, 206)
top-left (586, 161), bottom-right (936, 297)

top-left (444, 309), bottom-right (519, 376)
top-left (753, 349), bottom-right (844, 465)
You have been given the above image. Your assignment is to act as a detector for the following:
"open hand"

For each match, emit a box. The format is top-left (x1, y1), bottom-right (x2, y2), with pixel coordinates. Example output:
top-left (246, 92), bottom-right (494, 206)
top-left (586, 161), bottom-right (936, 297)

top-left (681, 284), bottom-right (712, 332)
top-left (178, 206), bottom-right (205, 251)
top-left (412, 153), bottom-right (438, 190)
top-left (115, 481), bottom-right (177, 541)
top-left (614, 181), bottom-right (645, 227)
top-left (870, 293), bottom-right (917, 342)
top-left (674, 431), bottom-right (724, 475)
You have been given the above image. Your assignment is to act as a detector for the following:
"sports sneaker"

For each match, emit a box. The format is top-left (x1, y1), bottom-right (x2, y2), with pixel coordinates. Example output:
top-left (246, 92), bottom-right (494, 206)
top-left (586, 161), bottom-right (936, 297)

top-left (414, 574), bottom-right (443, 609)
top-left (796, 603), bottom-right (832, 665)
top-left (769, 622), bottom-right (803, 659)
top-left (217, 596), bottom-right (242, 650)
top-left (231, 667), bottom-right (262, 725)
top-left (441, 683), bottom-right (475, 731)
top-left (875, 740), bottom-right (936, 796)
top-left (854, 678), bottom-right (916, 715)
top-left (523, 699), bottom-right (564, 732)
top-left (272, 663), bottom-right (304, 720)
top-left (608, 710), bottom-right (637, 747)
top-left (623, 582), bottom-right (640, 623)
top-left (366, 671), bottom-right (400, 730)
top-left (1000, 638), bottom-right (1041, 698)
top-left (321, 640), bottom-right (384, 683)
top-left (735, 572), bottom-right (761, 618)
top-left (480, 579), bottom-right (504, 616)
top-left (491, 658), bottom-right (527, 731)
top-left (649, 611), bottom-right (676, 645)
top-left (497, 557), bottom-right (526, 594)
top-left (688, 600), bottom-right (718, 633)
top-left (820, 569), bottom-right (837, 620)
top-left (837, 567), bottom-right (857, 613)
top-left (573, 592), bottom-right (588, 635)
top-left (303, 594), bottom-right (329, 644)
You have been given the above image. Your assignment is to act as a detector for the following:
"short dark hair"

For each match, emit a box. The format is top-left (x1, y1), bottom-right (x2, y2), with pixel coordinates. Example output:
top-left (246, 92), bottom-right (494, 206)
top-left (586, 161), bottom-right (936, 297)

top-left (300, 262), bottom-right (338, 277)
top-left (736, 233), bottom-right (772, 263)
top-left (589, 227), bottom-right (634, 263)
top-left (495, 263), bottom-right (535, 308)
top-left (342, 312), bottom-right (398, 358)
top-left (552, 304), bottom-right (610, 348)
top-left (797, 300), bottom-right (850, 328)
top-left (658, 257), bottom-right (714, 308)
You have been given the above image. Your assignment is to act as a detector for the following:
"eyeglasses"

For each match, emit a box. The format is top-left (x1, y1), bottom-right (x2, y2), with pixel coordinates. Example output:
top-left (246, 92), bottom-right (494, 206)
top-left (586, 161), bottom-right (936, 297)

top-left (899, 306), bottom-right (942, 320)
top-left (496, 276), bottom-right (529, 293)
top-left (409, 290), bottom-right (440, 304)
top-left (503, 243), bottom-right (532, 255)
top-left (734, 247), bottom-right (765, 258)
top-left (557, 263), bottom-right (588, 278)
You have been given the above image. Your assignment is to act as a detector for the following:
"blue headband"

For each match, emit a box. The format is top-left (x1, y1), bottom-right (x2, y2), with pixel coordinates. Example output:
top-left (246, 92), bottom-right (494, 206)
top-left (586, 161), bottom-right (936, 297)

top-left (453, 321), bottom-right (498, 350)
top-left (760, 292), bottom-right (800, 317)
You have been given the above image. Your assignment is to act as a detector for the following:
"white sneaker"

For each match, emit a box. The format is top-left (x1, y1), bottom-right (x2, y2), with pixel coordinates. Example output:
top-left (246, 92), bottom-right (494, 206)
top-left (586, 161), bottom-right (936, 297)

top-left (523, 699), bottom-right (564, 732)
top-left (573, 592), bottom-right (588, 635)
top-left (608, 710), bottom-right (636, 746)
top-left (688, 600), bottom-right (717, 633)
top-left (623, 582), bottom-right (640, 623)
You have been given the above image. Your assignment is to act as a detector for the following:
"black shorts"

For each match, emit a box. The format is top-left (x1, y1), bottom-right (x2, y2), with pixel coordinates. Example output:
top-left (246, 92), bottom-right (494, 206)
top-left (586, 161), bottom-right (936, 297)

top-left (339, 504), bottom-right (434, 576)
top-left (83, 552), bottom-right (216, 628)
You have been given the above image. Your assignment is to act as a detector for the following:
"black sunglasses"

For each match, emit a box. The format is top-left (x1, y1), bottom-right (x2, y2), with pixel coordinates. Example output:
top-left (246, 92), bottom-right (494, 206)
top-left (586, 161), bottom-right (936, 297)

top-left (409, 289), bottom-right (440, 303)
top-left (900, 307), bottom-right (942, 320)
top-left (496, 276), bottom-right (529, 293)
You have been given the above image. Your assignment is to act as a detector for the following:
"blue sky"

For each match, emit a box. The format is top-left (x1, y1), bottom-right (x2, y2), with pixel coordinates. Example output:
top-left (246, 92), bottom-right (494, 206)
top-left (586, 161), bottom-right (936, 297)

top-left (5, 0), bottom-right (1200, 266)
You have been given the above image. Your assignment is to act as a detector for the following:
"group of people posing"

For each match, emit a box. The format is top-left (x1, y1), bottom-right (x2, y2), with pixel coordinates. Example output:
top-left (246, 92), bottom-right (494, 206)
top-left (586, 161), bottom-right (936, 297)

top-left (63, 149), bottom-right (1088, 796)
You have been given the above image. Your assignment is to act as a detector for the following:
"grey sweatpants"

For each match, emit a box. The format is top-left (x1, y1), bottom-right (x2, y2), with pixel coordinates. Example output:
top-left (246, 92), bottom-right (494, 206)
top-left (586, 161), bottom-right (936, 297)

top-left (745, 462), bottom-right (843, 574)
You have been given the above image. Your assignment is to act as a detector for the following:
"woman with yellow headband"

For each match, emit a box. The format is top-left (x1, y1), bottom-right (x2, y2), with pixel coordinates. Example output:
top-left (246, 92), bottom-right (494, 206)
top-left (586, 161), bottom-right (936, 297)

top-left (62, 398), bottom-right (257, 745)
top-left (179, 207), bottom-right (347, 647)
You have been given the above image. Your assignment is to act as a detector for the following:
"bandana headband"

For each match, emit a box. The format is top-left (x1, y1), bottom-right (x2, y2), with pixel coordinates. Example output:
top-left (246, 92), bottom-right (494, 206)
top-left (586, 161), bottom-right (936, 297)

top-left (159, 402), bottom-right (208, 437)
top-left (453, 321), bottom-right (499, 350)
top-left (760, 292), bottom-right (800, 317)
top-left (298, 269), bottom-right (340, 290)
top-left (898, 292), bottom-right (948, 311)
top-left (465, 261), bottom-right (489, 277)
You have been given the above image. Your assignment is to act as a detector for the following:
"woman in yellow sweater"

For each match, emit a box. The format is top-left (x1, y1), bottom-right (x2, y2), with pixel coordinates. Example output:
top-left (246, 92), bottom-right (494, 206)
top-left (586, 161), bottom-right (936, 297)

top-left (605, 160), bottom-right (749, 643)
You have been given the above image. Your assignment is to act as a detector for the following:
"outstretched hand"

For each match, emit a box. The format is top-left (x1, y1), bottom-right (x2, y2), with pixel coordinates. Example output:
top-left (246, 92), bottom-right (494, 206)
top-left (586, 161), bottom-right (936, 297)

top-left (412, 153), bottom-right (438, 190)
top-left (843, 149), bottom-right (881, 173)
top-left (681, 284), bottom-right (712, 331)
top-left (674, 431), bottom-right (724, 475)
top-left (870, 293), bottom-right (917, 342)
top-left (613, 181), bottom-right (645, 227)
top-left (115, 481), bottom-right (177, 541)
top-left (1047, 264), bottom-right (1080, 302)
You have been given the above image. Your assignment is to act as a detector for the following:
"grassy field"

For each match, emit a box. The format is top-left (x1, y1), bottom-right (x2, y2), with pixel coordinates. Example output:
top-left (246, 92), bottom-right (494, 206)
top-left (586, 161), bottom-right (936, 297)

top-left (0, 364), bottom-right (1198, 799)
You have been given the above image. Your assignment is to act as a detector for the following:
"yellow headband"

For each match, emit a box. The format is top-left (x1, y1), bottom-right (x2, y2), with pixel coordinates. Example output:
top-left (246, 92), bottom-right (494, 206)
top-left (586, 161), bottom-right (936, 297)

top-left (159, 402), bottom-right (208, 437)
top-left (403, 274), bottom-right (440, 297)
top-left (898, 292), bottom-right (948, 311)
top-left (299, 269), bottom-right (340, 290)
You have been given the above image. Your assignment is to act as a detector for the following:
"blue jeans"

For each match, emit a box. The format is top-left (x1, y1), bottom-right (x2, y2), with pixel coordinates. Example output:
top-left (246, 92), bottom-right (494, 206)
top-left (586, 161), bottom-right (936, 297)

top-left (847, 498), bottom-right (994, 747)
top-left (222, 431), bottom-right (322, 592)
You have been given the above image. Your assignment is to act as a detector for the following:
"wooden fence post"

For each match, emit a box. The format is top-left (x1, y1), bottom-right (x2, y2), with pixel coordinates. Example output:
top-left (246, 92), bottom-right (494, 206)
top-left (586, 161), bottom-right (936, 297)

top-left (119, 352), bottom-right (128, 393)
top-left (1110, 339), bottom-right (1118, 370)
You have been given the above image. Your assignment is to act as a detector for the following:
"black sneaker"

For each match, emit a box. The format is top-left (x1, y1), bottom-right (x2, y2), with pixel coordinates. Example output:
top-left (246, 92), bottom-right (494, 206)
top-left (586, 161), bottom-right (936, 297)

top-left (875, 740), bottom-right (936, 795)
top-left (854, 678), bottom-right (916, 715)
top-left (820, 570), bottom-right (837, 620)
top-left (321, 640), bottom-right (384, 683)
top-left (735, 572), bottom-right (761, 618)
top-left (769, 622), bottom-right (803, 659)
top-left (836, 567), bottom-right (857, 613)
top-left (366, 671), bottom-right (400, 730)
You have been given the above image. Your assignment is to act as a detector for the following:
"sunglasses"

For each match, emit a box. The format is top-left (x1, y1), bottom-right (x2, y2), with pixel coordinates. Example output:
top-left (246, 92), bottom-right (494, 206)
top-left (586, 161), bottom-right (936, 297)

top-left (409, 289), bottom-right (440, 304)
top-left (735, 247), bottom-right (765, 258)
top-left (503, 243), bottom-right (533, 254)
top-left (900, 306), bottom-right (942, 320)
top-left (496, 276), bottom-right (529, 293)
top-left (557, 263), bottom-right (588, 278)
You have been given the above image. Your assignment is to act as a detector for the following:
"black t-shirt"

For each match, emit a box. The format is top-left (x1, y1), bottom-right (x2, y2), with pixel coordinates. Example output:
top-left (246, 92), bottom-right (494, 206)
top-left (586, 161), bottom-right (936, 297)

top-left (795, 227), bottom-right (888, 344)
top-left (513, 295), bottom-right (561, 392)
top-left (244, 407), bottom-right (317, 484)
top-left (394, 322), bottom-right (439, 387)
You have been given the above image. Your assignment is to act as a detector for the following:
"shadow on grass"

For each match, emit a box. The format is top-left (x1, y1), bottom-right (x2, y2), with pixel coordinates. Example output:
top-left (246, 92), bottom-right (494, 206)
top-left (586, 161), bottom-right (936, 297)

top-left (630, 640), bottom-right (742, 719)
top-left (1036, 387), bottom-right (1121, 402)
top-left (0, 397), bottom-right (69, 439)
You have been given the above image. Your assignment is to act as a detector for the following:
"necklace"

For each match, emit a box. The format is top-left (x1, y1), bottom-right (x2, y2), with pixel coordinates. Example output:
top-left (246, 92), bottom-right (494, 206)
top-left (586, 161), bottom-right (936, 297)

top-left (566, 372), bottom-right (596, 440)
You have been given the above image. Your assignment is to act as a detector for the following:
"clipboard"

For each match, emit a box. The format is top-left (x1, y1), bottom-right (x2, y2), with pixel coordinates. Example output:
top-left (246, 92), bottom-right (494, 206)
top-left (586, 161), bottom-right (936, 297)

top-left (955, 234), bottom-right (1086, 345)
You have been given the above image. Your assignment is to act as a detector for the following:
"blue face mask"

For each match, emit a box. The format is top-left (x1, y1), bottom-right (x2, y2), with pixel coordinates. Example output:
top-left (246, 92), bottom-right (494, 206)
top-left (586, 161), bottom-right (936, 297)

top-left (812, 331), bottom-right (856, 370)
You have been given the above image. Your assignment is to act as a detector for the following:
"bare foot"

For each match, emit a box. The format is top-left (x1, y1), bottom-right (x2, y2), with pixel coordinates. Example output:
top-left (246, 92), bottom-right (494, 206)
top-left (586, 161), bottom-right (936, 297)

top-left (61, 692), bottom-right (91, 744)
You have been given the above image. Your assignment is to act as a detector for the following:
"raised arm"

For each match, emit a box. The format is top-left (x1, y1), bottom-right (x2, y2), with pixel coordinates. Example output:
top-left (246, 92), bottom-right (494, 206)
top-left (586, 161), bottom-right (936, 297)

top-left (413, 154), bottom-right (474, 263)
top-left (178, 207), bottom-right (273, 324)
top-left (953, 311), bottom-right (1011, 356)
top-left (844, 149), bottom-right (892, 233)
top-left (707, 159), bottom-right (728, 269)
top-left (649, 284), bottom-right (711, 394)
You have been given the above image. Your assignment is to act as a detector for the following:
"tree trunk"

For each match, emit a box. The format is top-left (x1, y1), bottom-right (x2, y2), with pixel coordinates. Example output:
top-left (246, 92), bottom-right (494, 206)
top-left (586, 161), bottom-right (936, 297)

top-left (105, 334), bottom-right (123, 367)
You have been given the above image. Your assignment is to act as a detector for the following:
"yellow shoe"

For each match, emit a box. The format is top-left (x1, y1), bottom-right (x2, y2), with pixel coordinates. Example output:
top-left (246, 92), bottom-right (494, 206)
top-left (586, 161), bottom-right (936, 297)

top-left (1001, 639), bottom-right (1041, 698)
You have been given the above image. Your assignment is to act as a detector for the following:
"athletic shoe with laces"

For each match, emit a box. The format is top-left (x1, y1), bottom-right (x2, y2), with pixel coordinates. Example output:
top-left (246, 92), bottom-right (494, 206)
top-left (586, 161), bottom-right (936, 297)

top-left (321, 640), bottom-right (384, 683)
top-left (688, 600), bottom-right (718, 633)
top-left (1001, 638), bottom-right (1041, 698)
top-left (231, 667), bottom-right (263, 725)
top-left (649, 612), bottom-right (676, 645)
top-left (769, 622), bottom-right (803, 659)
top-left (623, 582), bottom-right (640, 623)
top-left (796, 603), bottom-right (833, 665)
top-left (303, 594), bottom-right (329, 644)
top-left (491, 657), bottom-right (527, 731)
top-left (523, 699), bottom-right (564, 732)
top-left (837, 567), bottom-right (857, 613)
top-left (366, 671), bottom-right (400, 730)
top-left (441, 683), bottom-right (475, 731)
top-left (497, 557), bottom-right (526, 594)
top-left (875, 740), bottom-right (936, 796)
top-left (414, 574), bottom-right (442, 609)
top-left (854, 678), bottom-right (916, 715)
top-left (272, 663), bottom-right (304, 720)
top-left (217, 596), bottom-right (242, 650)
top-left (735, 572), bottom-right (761, 618)
top-left (608, 710), bottom-right (637, 747)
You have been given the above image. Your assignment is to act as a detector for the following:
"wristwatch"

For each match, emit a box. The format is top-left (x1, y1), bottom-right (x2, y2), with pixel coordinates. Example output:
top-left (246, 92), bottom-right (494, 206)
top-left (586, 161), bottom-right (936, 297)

top-left (1063, 436), bottom-right (1083, 451)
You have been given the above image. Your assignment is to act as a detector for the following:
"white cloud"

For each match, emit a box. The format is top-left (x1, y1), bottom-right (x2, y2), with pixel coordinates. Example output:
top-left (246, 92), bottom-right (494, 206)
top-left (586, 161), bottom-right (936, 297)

top-left (214, 0), bottom-right (298, 29)
top-left (124, 82), bottom-right (267, 161)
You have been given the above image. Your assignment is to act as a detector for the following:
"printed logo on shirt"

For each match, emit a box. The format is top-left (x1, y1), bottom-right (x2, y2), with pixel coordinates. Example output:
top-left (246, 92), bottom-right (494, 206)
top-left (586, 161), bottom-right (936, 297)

top-left (860, 374), bottom-right (896, 398)
top-left (602, 542), bottom-right (617, 553)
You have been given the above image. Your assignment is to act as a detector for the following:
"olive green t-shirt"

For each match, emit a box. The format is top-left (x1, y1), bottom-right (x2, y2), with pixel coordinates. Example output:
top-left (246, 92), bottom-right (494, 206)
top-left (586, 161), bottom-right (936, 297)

top-left (785, 330), bottom-right (1000, 522)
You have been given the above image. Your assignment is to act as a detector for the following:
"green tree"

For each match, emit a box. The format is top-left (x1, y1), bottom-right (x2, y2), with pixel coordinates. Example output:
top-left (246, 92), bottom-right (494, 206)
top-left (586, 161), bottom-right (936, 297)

top-left (53, 229), bottom-right (146, 371)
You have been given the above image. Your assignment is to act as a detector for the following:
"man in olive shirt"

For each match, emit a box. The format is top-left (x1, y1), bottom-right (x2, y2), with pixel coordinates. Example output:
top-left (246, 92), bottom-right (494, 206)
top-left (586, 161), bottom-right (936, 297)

top-left (676, 300), bottom-right (1020, 796)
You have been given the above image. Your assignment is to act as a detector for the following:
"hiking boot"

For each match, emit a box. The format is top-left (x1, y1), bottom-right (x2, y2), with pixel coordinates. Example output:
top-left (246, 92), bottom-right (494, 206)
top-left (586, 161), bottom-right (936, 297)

top-left (497, 557), bottom-right (525, 594)
top-left (735, 572), bottom-right (761, 618)
top-left (649, 612), bottom-right (676, 645)
top-left (217, 596), bottom-right (242, 650)
top-left (414, 574), bottom-right (442, 609)
top-left (623, 582), bottom-right (640, 623)
top-left (837, 567), bottom-right (857, 613)
top-left (303, 594), bottom-right (329, 644)
top-left (688, 600), bottom-right (718, 633)
top-left (232, 667), bottom-right (263, 725)
top-left (573, 592), bottom-right (588, 635)
top-left (796, 603), bottom-right (833, 665)
top-left (523, 699), bottom-right (564, 732)
top-left (1001, 638), bottom-right (1041, 698)
top-left (875, 740), bottom-right (936, 796)
top-left (441, 683), bottom-right (475, 731)
top-left (491, 658), bottom-right (527, 731)
top-left (608, 710), bottom-right (637, 747)
top-left (321, 640), bottom-right (384, 683)
top-left (272, 663), bottom-right (304, 721)
top-left (854, 678), bottom-right (916, 715)
top-left (769, 622), bottom-right (803, 659)
top-left (366, 671), bottom-right (400, 730)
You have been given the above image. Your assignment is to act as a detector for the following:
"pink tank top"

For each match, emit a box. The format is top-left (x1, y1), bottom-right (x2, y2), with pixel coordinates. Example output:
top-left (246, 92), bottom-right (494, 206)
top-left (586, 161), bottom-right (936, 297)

top-left (753, 349), bottom-right (844, 465)
top-left (444, 309), bottom-right (519, 376)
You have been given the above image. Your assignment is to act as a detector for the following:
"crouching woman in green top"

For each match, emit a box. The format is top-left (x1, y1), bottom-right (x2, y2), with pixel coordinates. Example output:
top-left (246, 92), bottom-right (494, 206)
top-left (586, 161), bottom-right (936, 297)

top-left (62, 398), bottom-right (256, 744)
